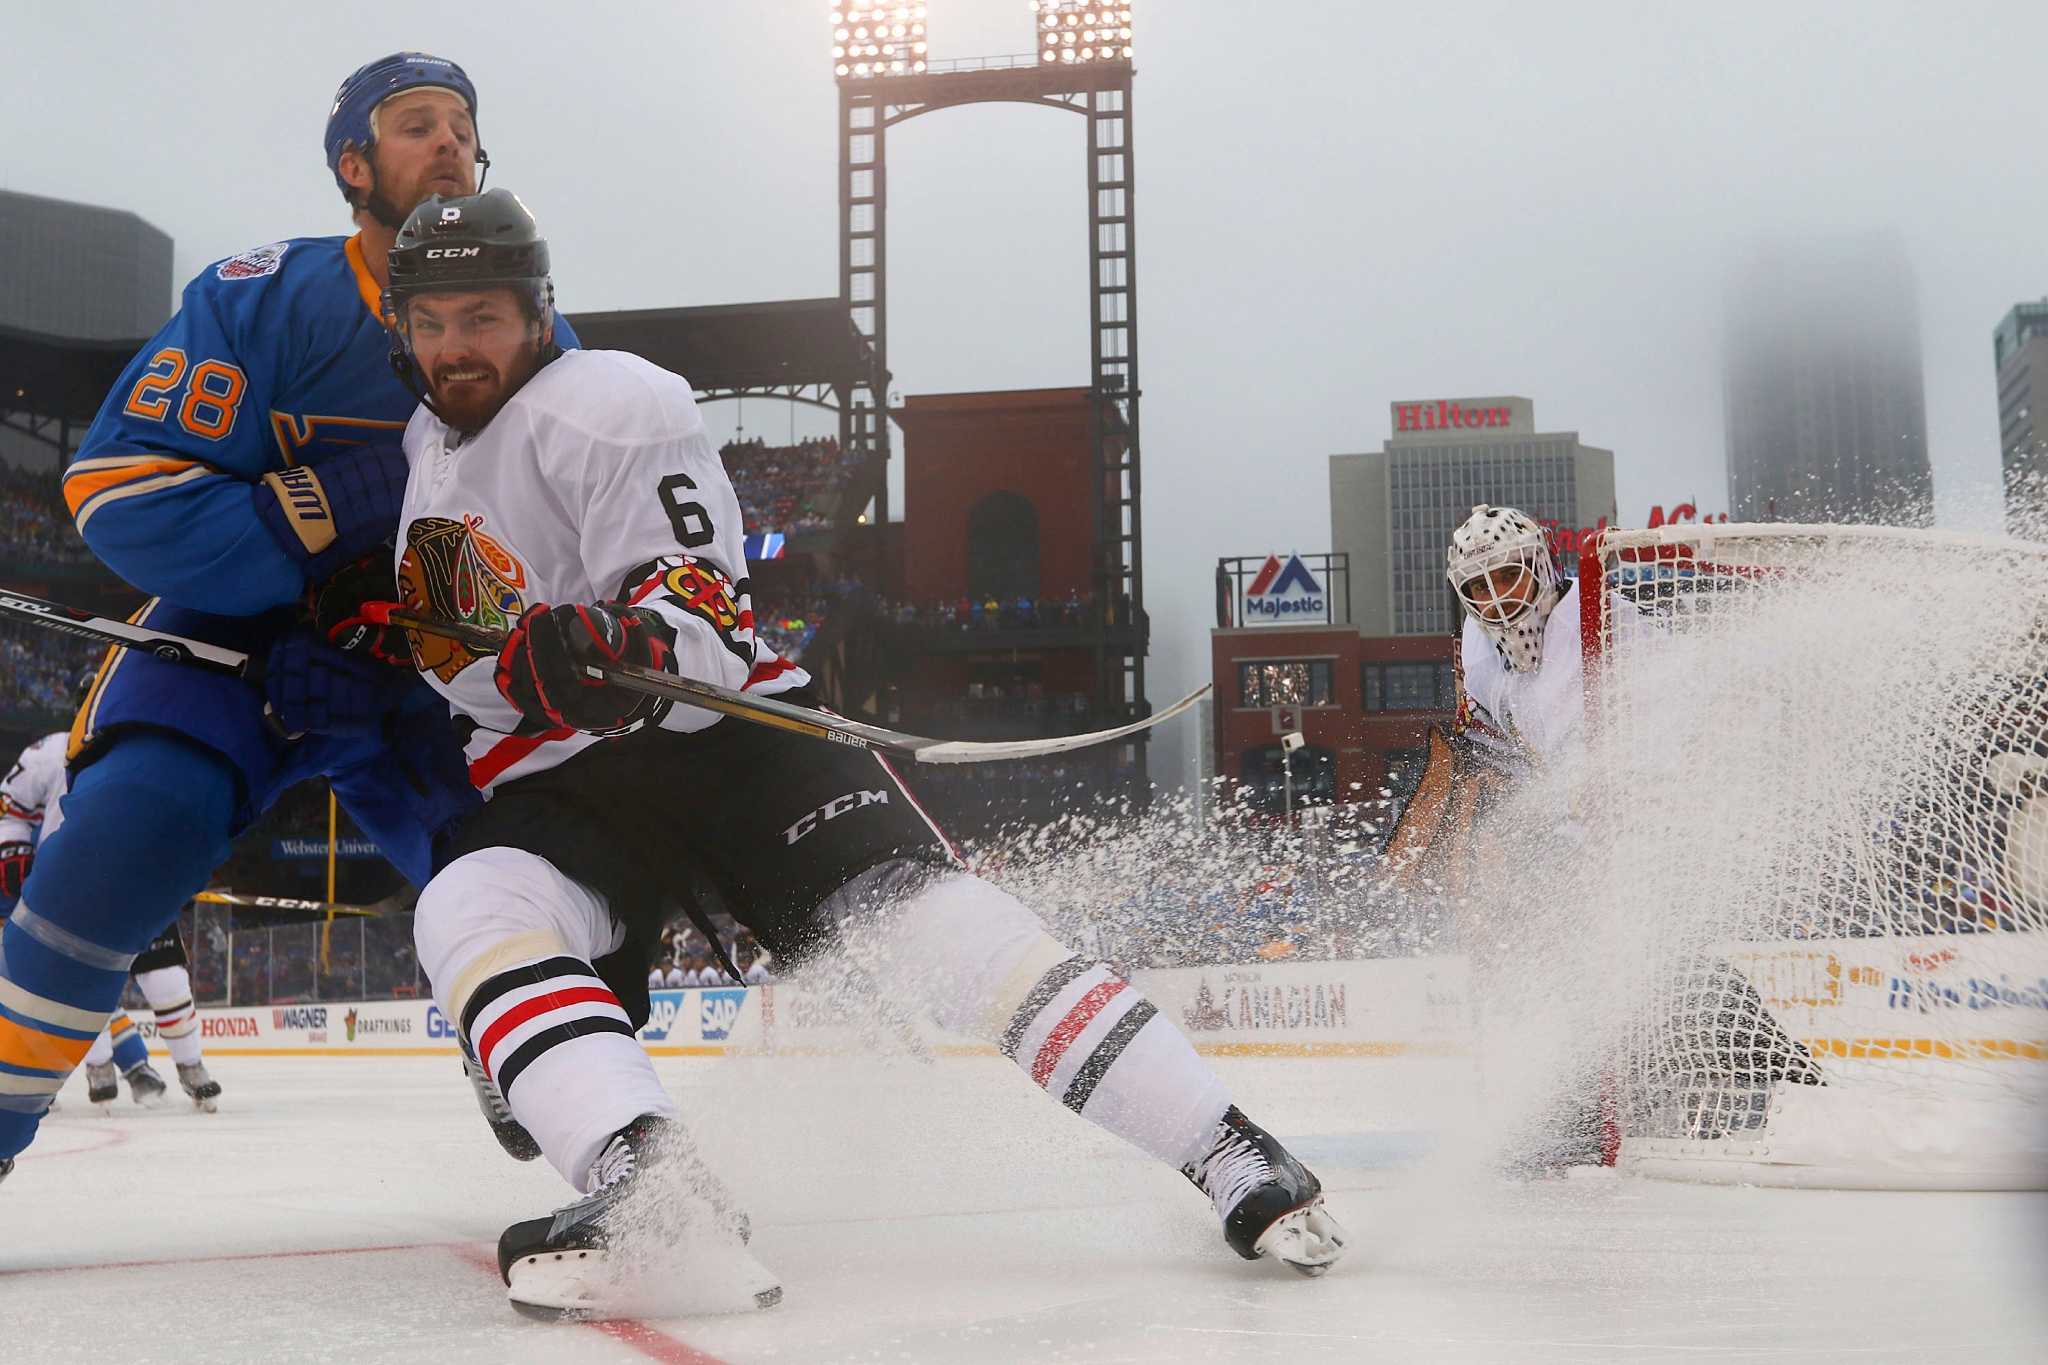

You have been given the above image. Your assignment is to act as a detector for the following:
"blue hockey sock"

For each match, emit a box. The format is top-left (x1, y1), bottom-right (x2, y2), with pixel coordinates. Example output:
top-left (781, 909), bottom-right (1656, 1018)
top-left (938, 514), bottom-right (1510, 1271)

top-left (108, 1016), bottom-right (150, 1073)
top-left (0, 733), bottom-right (236, 1159)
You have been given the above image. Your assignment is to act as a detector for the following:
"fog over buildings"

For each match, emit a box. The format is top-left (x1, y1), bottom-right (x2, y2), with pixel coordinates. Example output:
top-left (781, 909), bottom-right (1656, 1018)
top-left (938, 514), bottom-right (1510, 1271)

top-left (1722, 236), bottom-right (1932, 525)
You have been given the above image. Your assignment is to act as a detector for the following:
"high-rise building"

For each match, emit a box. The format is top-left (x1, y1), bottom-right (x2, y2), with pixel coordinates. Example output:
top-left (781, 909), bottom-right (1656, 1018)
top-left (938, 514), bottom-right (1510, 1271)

top-left (1722, 237), bottom-right (1931, 524)
top-left (1995, 299), bottom-right (2048, 526)
top-left (1328, 396), bottom-right (1616, 637)
top-left (0, 189), bottom-right (172, 340)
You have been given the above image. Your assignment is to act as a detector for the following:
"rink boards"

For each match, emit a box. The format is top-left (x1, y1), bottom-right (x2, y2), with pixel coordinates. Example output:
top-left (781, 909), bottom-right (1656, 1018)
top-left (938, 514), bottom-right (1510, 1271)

top-left (132, 936), bottom-right (2047, 1066)
top-left (130, 956), bottom-right (1477, 1058)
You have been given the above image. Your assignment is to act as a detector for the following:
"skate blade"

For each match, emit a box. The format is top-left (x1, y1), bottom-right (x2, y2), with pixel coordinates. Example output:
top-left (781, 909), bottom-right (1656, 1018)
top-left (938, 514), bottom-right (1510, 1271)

top-left (506, 1248), bottom-right (783, 1321)
top-left (1253, 1198), bottom-right (1348, 1277)
top-left (190, 1096), bottom-right (219, 1114)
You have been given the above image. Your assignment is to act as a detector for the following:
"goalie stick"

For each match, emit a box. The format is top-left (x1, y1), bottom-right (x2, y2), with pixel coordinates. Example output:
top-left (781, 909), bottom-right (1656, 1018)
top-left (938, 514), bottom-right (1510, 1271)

top-left (365, 602), bottom-right (1206, 766)
top-left (0, 587), bottom-right (1203, 766)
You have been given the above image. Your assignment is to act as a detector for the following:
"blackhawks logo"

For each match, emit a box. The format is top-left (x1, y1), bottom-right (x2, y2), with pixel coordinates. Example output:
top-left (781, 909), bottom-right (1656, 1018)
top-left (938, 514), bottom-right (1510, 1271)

top-left (399, 514), bottom-right (530, 682)
top-left (662, 559), bottom-right (741, 634)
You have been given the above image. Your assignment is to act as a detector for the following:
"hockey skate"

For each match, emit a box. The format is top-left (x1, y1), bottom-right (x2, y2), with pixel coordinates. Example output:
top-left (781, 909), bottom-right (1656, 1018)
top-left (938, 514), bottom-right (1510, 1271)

top-left (0, 1154), bottom-right (12, 1186)
top-left (461, 1036), bottom-right (539, 1161)
top-left (497, 1115), bottom-right (781, 1320)
top-left (177, 1062), bottom-right (222, 1113)
top-left (85, 1061), bottom-right (119, 1109)
top-left (122, 1061), bottom-right (169, 1108)
top-left (1183, 1106), bottom-right (1346, 1277)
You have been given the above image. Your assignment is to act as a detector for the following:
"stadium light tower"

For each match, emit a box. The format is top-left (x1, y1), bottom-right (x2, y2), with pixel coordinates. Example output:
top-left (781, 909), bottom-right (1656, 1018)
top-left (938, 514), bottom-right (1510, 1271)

top-left (830, 2), bottom-right (1149, 749)
top-left (830, 4), bottom-right (929, 80)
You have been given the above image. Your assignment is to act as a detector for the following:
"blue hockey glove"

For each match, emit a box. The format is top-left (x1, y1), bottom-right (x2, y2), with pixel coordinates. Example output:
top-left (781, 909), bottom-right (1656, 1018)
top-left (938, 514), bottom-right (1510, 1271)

top-left (253, 444), bottom-right (410, 586)
top-left (263, 628), bottom-right (398, 739)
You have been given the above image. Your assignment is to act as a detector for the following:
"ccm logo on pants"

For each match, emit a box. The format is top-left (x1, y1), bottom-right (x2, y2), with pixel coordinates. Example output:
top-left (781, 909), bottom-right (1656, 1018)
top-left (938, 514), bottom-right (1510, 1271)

top-left (785, 789), bottom-right (889, 844)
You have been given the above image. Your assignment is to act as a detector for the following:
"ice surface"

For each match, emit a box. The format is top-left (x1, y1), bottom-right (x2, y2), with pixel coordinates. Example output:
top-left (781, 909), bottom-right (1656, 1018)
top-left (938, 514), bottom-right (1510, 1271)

top-left (3, 1053), bottom-right (2043, 1364)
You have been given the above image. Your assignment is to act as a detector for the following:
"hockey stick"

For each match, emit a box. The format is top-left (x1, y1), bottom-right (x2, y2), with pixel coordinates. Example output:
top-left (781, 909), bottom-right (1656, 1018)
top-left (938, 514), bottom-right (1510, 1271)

top-left (365, 602), bottom-right (1206, 765)
top-left (194, 890), bottom-right (381, 918)
top-left (0, 588), bottom-right (249, 676)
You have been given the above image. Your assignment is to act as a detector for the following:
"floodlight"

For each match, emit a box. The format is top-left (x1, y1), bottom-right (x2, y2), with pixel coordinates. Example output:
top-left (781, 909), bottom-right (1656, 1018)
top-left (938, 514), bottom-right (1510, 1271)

top-left (1031, 1), bottom-right (1132, 66)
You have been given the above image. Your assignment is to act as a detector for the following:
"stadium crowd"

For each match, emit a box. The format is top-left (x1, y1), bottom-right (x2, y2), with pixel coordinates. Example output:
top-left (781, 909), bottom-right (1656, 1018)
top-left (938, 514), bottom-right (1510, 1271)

top-left (0, 621), bottom-right (98, 720)
top-left (720, 436), bottom-right (866, 537)
top-left (0, 465), bottom-right (92, 566)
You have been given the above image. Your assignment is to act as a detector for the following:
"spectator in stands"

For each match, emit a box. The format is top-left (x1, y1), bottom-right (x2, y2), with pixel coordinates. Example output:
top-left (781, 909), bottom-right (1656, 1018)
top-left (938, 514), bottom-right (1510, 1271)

top-left (0, 623), bottom-right (101, 719)
top-left (734, 933), bottom-right (773, 985)
top-left (0, 464), bottom-right (93, 565)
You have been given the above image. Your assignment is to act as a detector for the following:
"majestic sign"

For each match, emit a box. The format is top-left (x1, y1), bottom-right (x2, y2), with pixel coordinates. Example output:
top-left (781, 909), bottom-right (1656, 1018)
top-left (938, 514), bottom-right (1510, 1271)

top-left (1242, 554), bottom-right (1328, 624)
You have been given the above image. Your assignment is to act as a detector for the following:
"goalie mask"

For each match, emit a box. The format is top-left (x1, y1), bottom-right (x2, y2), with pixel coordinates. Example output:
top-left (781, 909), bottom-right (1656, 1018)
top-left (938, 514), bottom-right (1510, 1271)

top-left (1446, 504), bottom-right (1561, 673)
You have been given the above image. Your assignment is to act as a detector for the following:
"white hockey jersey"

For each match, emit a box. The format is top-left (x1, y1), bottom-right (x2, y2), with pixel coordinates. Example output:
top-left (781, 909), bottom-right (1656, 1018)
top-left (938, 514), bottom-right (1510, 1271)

top-left (1459, 576), bottom-right (1646, 764)
top-left (1458, 578), bottom-right (1589, 764)
top-left (0, 731), bottom-right (70, 846)
top-left (394, 349), bottom-right (809, 795)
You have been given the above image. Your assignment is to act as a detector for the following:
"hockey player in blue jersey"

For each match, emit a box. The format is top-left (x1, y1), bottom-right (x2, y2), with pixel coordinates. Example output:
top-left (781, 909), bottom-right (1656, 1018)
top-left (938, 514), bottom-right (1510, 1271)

top-left (0, 52), bottom-right (576, 1186)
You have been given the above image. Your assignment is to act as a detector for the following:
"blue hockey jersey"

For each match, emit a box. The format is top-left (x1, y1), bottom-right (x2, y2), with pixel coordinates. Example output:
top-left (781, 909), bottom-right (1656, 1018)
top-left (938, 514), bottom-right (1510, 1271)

top-left (66, 233), bottom-right (579, 615)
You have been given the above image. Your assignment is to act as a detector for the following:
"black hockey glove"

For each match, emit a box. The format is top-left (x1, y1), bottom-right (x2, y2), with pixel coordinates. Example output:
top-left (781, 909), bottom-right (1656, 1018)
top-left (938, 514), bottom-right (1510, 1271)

top-left (494, 602), bottom-right (676, 735)
top-left (310, 548), bottom-right (413, 667)
top-left (252, 444), bottom-right (410, 587)
top-left (262, 627), bottom-right (401, 739)
top-left (0, 841), bottom-right (32, 903)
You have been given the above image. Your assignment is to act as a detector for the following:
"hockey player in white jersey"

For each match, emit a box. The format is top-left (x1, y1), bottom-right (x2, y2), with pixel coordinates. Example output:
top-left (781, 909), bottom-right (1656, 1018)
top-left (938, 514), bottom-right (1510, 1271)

top-left (379, 190), bottom-right (1345, 1318)
top-left (1, 720), bottom-right (222, 1112)
top-left (1448, 503), bottom-right (1590, 764)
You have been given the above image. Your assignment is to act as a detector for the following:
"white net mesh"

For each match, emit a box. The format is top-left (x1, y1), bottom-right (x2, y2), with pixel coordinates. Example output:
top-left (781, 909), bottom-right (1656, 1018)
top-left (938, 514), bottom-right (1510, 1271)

top-left (1588, 523), bottom-right (2048, 1188)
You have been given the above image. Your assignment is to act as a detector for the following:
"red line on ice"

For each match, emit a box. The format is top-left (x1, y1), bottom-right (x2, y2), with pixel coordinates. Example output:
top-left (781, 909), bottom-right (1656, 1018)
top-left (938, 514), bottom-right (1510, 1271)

top-left (448, 1243), bottom-right (731, 1365)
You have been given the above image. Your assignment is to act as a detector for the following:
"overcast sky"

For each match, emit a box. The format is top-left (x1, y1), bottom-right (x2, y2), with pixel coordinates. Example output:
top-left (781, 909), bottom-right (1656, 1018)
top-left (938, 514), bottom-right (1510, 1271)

top-left (10, 1), bottom-right (2047, 788)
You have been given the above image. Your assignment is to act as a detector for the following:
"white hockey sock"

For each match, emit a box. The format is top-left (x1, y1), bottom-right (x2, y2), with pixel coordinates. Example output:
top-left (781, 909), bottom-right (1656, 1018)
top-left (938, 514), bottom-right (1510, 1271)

top-left (463, 955), bottom-right (679, 1190)
top-left (82, 1021), bottom-right (114, 1068)
top-left (867, 867), bottom-right (1232, 1168)
top-left (135, 965), bottom-right (202, 1068)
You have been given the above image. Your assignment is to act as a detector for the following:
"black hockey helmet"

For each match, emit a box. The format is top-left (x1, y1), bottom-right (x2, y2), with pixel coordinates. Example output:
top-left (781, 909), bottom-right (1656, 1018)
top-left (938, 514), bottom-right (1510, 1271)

top-left (384, 187), bottom-right (551, 322)
top-left (384, 188), bottom-right (558, 401)
top-left (72, 665), bottom-right (98, 705)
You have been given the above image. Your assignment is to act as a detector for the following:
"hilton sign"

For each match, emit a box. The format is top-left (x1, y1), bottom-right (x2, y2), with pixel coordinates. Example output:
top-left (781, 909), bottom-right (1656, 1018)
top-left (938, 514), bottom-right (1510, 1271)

top-left (1393, 399), bottom-right (1513, 433)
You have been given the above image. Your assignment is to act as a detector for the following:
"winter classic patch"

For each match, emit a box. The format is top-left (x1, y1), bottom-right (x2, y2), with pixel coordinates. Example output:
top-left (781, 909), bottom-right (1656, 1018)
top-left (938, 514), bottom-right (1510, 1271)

top-left (216, 242), bottom-right (290, 281)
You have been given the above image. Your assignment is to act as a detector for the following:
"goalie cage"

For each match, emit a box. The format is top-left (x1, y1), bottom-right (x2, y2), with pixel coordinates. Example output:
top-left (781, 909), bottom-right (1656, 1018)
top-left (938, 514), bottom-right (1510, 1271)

top-left (1578, 522), bottom-right (2048, 1190)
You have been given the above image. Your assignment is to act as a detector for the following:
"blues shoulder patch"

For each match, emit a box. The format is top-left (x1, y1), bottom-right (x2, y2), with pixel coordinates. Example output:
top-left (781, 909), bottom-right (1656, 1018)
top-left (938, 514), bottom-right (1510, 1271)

top-left (216, 242), bottom-right (291, 281)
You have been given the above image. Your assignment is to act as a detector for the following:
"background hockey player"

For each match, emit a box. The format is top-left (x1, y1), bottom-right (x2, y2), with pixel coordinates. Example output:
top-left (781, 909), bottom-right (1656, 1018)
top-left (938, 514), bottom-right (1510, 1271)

top-left (379, 190), bottom-right (1346, 1318)
top-left (1, 707), bottom-right (219, 1111)
top-left (0, 53), bottom-right (577, 1187)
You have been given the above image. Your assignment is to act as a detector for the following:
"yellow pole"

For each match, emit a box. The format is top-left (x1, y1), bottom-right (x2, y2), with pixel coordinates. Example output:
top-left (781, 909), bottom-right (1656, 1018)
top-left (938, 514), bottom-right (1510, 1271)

top-left (320, 784), bottom-right (338, 970)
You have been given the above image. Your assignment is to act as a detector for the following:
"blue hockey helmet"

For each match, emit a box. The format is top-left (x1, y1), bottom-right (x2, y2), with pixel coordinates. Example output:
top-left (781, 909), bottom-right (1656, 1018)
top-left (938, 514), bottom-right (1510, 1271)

top-left (324, 52), bottom-right (486, 195)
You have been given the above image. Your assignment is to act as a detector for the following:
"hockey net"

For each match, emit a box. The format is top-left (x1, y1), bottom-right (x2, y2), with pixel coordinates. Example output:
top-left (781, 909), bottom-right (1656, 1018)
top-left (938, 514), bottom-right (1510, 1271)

top-left (1580, 522), bottom-right (2048, 1189)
